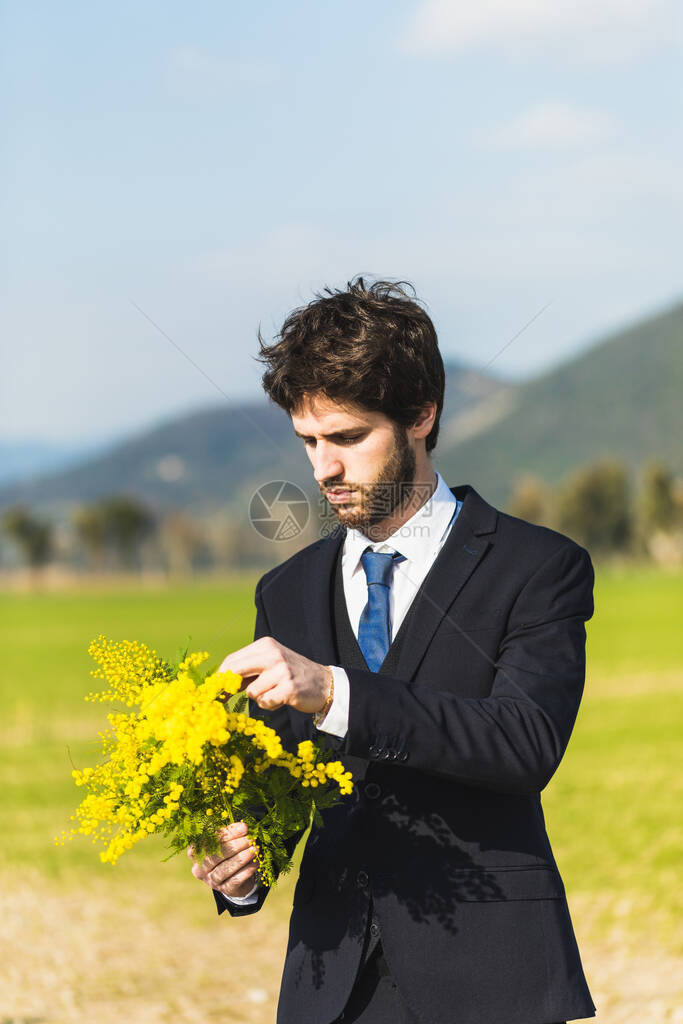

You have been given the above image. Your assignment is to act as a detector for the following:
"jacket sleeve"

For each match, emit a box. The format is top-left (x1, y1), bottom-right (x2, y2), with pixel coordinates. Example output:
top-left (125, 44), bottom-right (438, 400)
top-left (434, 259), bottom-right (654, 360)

top-left (213, 573), bottom-right (308, 918)
top-left (343, 542), bottom-right (595, 796)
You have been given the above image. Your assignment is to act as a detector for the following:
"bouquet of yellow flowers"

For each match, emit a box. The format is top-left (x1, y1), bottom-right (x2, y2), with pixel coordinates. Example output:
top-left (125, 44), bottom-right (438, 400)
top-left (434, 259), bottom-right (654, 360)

top-left (58, 635), bottom-right (353, 888)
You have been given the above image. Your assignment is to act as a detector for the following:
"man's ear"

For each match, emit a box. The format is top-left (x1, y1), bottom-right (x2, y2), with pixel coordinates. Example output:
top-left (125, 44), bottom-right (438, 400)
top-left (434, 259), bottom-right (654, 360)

top-left (411, 402), bottom-right (437, 439)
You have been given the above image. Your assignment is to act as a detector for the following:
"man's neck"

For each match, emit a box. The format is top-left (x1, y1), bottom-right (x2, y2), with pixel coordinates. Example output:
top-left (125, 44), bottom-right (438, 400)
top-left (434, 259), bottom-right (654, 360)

top-left (363, 468), bottom-right (438, 542)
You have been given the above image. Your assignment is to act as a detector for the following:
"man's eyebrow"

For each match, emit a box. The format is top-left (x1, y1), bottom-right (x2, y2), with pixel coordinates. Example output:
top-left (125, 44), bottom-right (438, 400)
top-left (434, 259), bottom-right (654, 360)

top-left (293, 427), bottom-right (366, 439)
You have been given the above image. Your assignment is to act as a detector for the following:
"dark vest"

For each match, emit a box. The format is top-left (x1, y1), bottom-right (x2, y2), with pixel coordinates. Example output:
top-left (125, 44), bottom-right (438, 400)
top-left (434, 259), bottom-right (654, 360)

top-left (331, 540), bottom-right (414, 676)
top-left (331, 540), bottom-right (412, 971)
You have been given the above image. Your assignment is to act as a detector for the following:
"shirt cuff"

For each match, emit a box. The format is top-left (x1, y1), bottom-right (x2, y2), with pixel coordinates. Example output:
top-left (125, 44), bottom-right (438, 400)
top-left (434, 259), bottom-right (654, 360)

top-left (216, 881), bottom-right (259, 905)
top-left (314, 665), bottom-right (350, 739)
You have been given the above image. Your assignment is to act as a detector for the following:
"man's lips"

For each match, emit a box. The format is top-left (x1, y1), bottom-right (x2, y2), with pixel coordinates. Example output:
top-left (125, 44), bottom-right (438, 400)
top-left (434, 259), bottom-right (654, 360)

top-left (327, 488), bottom-right (356, 503)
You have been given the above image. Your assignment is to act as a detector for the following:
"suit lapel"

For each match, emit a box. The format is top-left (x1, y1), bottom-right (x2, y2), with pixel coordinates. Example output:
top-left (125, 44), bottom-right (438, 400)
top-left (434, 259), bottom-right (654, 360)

top-left (304, 484), bottom-right (498, 680)
top-left (392, 487), bottom-right (496, 681)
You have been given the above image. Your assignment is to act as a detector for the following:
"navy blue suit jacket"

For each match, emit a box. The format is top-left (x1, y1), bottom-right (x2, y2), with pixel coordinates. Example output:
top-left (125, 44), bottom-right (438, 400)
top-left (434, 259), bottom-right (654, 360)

top-left (214, 483), bottom-right (596, 1024)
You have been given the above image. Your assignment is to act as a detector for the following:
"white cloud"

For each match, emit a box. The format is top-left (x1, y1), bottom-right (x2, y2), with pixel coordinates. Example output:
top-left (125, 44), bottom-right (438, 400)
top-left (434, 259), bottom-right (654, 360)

top-left (399, 0), bottom-right (681, 62)
top-left (489, 101), bottom-right (615, 150)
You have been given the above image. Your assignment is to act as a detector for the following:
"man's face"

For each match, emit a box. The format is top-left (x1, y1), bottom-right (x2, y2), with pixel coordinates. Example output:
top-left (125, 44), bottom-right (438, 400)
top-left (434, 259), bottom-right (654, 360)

top-left (290, 394), bottom-right (417, 534)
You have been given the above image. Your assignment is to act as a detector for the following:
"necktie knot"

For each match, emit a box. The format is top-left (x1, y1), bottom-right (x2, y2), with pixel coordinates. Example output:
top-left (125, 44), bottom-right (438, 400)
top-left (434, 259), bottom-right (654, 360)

top-left (360, 546), bottom-right (405, 587)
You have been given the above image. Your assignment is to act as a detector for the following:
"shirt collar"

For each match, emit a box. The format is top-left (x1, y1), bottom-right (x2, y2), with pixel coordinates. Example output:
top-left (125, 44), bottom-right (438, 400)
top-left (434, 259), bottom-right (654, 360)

top-left (343, 469), bottom-right (457, 575)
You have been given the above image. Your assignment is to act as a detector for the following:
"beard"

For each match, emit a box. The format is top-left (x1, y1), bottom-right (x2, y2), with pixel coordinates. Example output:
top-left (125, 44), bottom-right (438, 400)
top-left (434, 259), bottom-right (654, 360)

top-left (323, 424), bottom-right (418, 538)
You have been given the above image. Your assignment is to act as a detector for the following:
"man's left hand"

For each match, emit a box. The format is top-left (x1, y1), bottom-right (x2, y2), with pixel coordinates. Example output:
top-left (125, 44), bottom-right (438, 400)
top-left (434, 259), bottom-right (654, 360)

top-left (218, 636), bottom-right (331, 714)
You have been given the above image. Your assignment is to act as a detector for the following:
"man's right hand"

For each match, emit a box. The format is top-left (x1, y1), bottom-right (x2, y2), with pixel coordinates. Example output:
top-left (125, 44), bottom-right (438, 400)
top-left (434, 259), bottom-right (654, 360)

top-left (188, 821), bottom-right (259, 899)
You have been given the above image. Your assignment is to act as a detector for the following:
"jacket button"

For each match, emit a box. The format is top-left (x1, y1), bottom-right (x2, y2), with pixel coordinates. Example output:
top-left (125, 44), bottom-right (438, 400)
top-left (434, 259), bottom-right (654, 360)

top-left (356, 870), bottom-right (369, 888)
top-left (370, 921), bottom-right (380, 937)
top-left (365, 782), bottom-right (381, 800)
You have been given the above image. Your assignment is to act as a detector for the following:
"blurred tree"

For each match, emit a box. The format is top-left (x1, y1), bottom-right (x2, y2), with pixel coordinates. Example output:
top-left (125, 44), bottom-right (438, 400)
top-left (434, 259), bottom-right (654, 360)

top-left (506, 474), bottom-right (550, 526)
top-left (557, 460), bottom-right (632, 553)
top-left (73, 504), bottom-right (108, 571)
top-left (674, 478), bottom-right (683, 525)
top-left (199, 514), bottom-right (241, 571)
top-left (99, 495), bottom-right (155, 570)
top-left (640, 461), bottom-right (677, 532)
top-left (1, 505), bottom-right (53, 568)
top-left (159, 510), bottom-right (201, 576)
top-left (637, 462), bottom-right (683, 565)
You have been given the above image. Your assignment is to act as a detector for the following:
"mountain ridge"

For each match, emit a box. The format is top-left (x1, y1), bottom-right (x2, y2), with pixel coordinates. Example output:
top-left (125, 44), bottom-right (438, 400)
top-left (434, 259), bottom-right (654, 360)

top-left (1, 305), bottom-right (680, 515)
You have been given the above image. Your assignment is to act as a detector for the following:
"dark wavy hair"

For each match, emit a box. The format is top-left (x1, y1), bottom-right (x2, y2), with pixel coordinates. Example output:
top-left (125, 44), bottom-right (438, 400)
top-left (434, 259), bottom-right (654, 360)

top-left (255, 276), bottom-right (445, 453)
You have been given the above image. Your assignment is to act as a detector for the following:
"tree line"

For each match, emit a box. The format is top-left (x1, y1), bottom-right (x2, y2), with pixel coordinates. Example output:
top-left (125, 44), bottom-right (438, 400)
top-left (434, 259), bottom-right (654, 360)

top-left (1, 458), bottom-right (681, 576)
top-left (0, 493), bottom-right (322, 576)
top-left (507, 459), bottom-right (682, 561)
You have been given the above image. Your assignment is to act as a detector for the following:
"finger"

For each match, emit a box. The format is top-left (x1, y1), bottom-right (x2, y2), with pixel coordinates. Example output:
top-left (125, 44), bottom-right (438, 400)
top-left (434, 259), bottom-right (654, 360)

top-left (189, 823), bottom-right (250, 878)
top-left (201, 832), bottom-right (253, 868)
top-left (192, 850), bottom-right (228, 880)
top-left (219, 638), bottom-right (281, 677)
top-left (217, 644), bottom-right (261, 675)
top-left (218, 821), bottom-right (248, 841)
top-left (245, 667), bottom-right (282, 701)
top-left (191, 848), bottom-right (220, 877)
top-left (192, 860), bottom-right (207, 880)
top-left (253, 682), bottom-right (290, 711)
top-left (218, 821), bottom-right (249, 848)
top-left (217, 645), bottom-right (251, 674)
top-left (216, 835), bottom-right (253, 861)
top-left (209, 844), bottom-right (257, 887)
top-left (215, 863), bottom-right (258, 897)
top-left (196, 836), bottom-right (253, 876)
top-left (207, 845), bottom-right (257, 888)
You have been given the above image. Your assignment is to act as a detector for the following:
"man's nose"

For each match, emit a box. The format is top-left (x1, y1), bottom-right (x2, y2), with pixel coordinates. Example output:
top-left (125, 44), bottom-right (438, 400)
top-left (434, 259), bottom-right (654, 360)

top-left (312, 444), bottom-right (344, 485)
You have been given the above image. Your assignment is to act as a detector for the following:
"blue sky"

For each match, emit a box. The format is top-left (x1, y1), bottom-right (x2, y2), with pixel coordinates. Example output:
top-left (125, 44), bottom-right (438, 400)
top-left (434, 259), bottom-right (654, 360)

top-left (2, 0), bottom-right (682, 444)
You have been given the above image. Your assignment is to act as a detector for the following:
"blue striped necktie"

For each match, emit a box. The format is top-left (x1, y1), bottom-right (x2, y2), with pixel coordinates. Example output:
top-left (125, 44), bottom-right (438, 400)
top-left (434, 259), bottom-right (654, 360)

top-left (357, 546), bottom-right (406, 672)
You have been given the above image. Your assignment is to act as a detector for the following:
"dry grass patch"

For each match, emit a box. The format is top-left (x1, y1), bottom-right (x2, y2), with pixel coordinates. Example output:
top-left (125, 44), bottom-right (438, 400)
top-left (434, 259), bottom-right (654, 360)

top-left (4, 874), bottom-right (683, 1024)
top-left (2, 870), bottom-right (292, 1024)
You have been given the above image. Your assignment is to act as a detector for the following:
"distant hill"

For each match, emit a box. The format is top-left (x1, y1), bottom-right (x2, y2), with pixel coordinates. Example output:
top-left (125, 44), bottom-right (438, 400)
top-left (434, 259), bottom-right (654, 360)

top-left (0, 360), bottom-right (507, 515)
top-left (434, 299), bottom-right (683, 506)
top-left (2, 294), bottom-right (680, 517)
top-left (0, 401), bottom-right (301, 515)
top-left (0, 439), bottom-right (107, 486)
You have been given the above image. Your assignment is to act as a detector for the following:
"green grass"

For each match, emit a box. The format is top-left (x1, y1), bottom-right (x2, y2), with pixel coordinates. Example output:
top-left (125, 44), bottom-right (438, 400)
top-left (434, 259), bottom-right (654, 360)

top-left (1, 565), bottom-right (681, 949)
top-left (543, 564), bottom-right (683, 951)
top-left (1, 576), bottom-right (259, 726)
top-left (585, 562), bottom-right (683, 677)
top-left (0, 576), bottom-right (266, 898)
top-left (545, 690), bottom-right (683, 949)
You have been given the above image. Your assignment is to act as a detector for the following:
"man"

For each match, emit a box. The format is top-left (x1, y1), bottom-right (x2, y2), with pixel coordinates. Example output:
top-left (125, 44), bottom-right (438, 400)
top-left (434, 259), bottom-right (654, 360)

top-left (190, 277), bottom-right (596, 1024)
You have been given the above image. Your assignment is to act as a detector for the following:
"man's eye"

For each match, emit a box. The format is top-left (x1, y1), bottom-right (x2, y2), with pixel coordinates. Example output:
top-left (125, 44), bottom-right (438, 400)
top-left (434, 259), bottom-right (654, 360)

top-left (302, 435), bottom-right (363, 446)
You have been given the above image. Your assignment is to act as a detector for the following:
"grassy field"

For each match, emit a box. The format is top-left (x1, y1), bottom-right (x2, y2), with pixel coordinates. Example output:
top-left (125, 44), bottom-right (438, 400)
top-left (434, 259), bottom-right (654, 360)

top-left (543, 563), bottom-right (683, 954)
top-left (1, 564), bottom-right (682, 1023)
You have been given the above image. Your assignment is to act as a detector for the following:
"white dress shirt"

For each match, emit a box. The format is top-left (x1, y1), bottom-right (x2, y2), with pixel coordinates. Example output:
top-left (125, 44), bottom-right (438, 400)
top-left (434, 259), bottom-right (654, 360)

top-left (316, 469), bottom-right (462, 738)
top-left (224, 470), bottom-right (461, 907)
